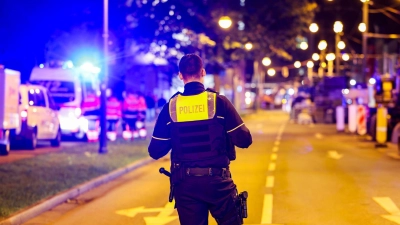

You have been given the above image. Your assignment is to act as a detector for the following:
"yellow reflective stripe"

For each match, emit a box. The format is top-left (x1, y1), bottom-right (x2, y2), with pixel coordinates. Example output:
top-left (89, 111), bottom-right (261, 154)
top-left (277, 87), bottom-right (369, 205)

top-left (227, 123), bottom-right (244, 133)
top-left (152, 136), bottom-right (170, 141)
top-left (169, 96), bottom-right (178, 122)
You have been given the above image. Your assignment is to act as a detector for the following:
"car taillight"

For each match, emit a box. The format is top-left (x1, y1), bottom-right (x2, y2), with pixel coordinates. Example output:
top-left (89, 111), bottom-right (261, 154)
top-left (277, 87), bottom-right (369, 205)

top-left (74, 108), bottom-right (82, 117)
top-left (21, 110), bottom-right (28, 121)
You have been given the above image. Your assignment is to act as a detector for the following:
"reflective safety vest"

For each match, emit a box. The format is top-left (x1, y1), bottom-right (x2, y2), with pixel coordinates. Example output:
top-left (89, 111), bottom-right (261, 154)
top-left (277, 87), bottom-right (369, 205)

top-left (168, 91), bottom-right (226, 162)
top-left (137, 96), bottom-right (147, 111)
top-left (107, 97), bottom-right (122, 120)
top-left (123, 96), bottom-right (139, 112)
top-left (82, 94), bottom-right (100, 112)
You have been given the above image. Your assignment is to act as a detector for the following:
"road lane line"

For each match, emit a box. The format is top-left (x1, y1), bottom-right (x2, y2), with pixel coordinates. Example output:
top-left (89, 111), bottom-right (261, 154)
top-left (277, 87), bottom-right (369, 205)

top-left (274, 141), bottom-right (280, 146)
top-left (266, 176), bottom-right (274, 188)
top-left (261, 194), bottom-right (273, 224)
top-left (270, 153), bottom-right (278, 161)
top-left (272, 147), bottom-right (278, 152)
top-left (268, 163), bottom-right (276, 171)
top-left (373, 197), bottom-right (400, 215)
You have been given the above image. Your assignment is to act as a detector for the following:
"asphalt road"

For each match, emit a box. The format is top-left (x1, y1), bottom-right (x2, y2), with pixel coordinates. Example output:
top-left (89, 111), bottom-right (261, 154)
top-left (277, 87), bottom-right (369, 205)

top-left (24, 111), bottom-right (400, 225)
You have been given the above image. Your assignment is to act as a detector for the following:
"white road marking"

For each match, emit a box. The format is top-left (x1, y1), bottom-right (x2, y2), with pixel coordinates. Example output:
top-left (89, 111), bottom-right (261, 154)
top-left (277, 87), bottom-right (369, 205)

top-left (373, 197), bottom-right (400, 224)
top-left (272, 146), bottom-right (279, 152)
top-left (271, 153), bottom-right (278, 161)
top-left (117, 202), bottom-right (178, 225)
top-left (268, 163), bottom-right (276, 171)
top-left (266, 176), bottom-right (275, 188)
top-left (261, 194), bottom-right (273, 224)
top-left (328, 151), bottom-right (343, 160)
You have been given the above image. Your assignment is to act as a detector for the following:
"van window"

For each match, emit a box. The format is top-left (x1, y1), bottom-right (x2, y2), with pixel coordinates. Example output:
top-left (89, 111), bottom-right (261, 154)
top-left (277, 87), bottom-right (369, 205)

top-left (28, 90), bottom-right (46, 107)
top-left (30, 80), bottom-right (75, 105)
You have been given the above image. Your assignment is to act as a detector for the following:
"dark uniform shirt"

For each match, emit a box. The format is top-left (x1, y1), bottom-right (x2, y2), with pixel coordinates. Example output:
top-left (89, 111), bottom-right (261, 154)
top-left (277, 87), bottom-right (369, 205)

top-left (148, 82), bottom-right (252, 168)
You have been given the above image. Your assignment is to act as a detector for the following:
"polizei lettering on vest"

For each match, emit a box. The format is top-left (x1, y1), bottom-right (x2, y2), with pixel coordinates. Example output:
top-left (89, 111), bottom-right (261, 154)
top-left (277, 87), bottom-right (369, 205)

top-left (179, 104), bottom-right (205, 114)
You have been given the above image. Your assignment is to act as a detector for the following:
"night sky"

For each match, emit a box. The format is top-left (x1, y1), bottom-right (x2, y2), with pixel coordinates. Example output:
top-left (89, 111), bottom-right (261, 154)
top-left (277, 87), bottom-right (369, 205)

top-left (0, 0), bottom-right (399, 81)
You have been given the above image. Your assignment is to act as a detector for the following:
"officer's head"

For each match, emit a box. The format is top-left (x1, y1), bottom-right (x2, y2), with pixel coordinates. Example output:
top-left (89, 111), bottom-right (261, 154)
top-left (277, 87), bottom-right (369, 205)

top-left (178, 54), bottom-right (206, 84)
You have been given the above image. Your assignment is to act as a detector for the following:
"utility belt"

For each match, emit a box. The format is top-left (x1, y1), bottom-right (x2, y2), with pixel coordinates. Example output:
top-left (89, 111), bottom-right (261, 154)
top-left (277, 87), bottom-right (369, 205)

top-left (185, 167), bottom-right (230, 178)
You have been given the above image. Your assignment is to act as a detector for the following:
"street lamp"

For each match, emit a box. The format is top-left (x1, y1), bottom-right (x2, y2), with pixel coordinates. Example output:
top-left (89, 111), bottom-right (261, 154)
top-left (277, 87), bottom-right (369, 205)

top-left (334, 21), bottom-right (343, 76)
top-left (333, 21), bottom-right (343, 33)
top-left (342, 53), bottom-right (350, 61)
top-left (307, 61), bottom-right (314, 68)
top-left (262, 57), bottom-right (271, 66)
top-left (358, 23), bottom-right (366, 32)
top-left (219, 16), bottom-right (232, 29)
top-left (309, 23), bottom-right (319, 33)
top-left (300, 42), bottom-right (308, 50)
top-left (294, 61), bottom-right (301, 68)
top-left (318, 40), bottom-right (327, 51)
top-left (244, 42), bottom-right (253, 51)
top-left (338, 41), bottom-right (346, 50)
top-left (361, 0), bottom-right (369, 83)
top-left (99, 0), bottom-right (109, 154)
top-left (326, 53), bottom-right (336, 76)
top-left (312, 53), bottom-right (320, 61)
top-left (267, 68), bottom-right (276, 76)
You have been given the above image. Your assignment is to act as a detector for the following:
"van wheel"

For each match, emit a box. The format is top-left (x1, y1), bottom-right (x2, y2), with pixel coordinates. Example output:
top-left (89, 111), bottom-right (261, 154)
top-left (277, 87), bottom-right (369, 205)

top-left (0, 131), bottom-right (10, 156)
top-left (51, 129), bottom-right (61, 147)
top-left (26, 131), bottom-right (37, 150)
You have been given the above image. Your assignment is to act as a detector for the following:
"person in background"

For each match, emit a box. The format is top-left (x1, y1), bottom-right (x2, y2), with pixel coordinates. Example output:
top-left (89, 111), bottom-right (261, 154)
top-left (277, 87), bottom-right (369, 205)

top-left (156, 97), bottom-right (167, 115)
top-left (137, 93), bottom-right (147, 138)
top-left (145, 92), bottom-right (156, 121)
top-left (106, 90), bottom-right (122, 141)
top-left (122, 91), bottom-right (139, 140)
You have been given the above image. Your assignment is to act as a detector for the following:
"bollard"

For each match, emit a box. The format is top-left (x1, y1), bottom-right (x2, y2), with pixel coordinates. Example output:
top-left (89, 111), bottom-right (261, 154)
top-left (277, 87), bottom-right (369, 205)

top-left (357, 105), bottom-right (367, 136)
top-left (348, 103), bottom-right (357, 134)
top-left (336, 106), bottom-right (345, 132)
top-left (375, 105), bottom-right (388, 148)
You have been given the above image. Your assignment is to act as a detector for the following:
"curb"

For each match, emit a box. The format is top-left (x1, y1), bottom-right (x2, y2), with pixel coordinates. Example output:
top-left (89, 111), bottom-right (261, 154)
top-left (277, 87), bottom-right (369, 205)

top-left (0, 157), bottom-right (155, 225)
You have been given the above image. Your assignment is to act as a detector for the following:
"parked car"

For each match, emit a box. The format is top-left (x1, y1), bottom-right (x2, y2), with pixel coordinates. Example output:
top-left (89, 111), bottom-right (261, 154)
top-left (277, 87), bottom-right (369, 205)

top-left (11, 84), bottom-right (61, 149)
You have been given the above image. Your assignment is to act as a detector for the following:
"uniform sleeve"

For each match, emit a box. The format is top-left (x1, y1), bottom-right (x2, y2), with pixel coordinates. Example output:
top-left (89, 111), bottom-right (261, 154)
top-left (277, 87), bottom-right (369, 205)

top-left (148, 103), bottom-right (172, 159)
top-left (220, 96), bottom-right (252, 148)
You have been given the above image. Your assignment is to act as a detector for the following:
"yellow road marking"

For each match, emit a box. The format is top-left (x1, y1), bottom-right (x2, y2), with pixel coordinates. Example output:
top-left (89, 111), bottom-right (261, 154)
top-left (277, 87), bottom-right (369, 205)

top-left (266, 176), bottom-right (274, 188)
top-left (261, 194), bottom-right (273, 224)
top-left (274, 141), bottom-right (280, 146)
top-left (270, 153), bottom-right (278, 161)
top-left (268, 163), bottom-right (276, 171)
top-left (272, 147), bottom-right (279, 152)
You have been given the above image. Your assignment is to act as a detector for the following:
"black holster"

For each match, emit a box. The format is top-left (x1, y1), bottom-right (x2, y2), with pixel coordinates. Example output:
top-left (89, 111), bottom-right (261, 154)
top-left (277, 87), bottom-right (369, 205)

top-left (235, 191), bottom-right (248, 224)
top-left (168, 163), bottom-right (185, 203)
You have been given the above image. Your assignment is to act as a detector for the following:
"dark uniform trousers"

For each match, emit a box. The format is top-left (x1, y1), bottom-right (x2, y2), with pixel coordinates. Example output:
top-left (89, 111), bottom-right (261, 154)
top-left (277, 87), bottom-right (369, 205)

top-left (174, 175), bottom-right (241, 225)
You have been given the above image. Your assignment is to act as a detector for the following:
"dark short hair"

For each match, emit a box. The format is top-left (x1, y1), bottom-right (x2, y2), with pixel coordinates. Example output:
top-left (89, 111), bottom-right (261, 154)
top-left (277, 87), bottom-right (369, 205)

top-left (178, 54), bottom-right (203, 79)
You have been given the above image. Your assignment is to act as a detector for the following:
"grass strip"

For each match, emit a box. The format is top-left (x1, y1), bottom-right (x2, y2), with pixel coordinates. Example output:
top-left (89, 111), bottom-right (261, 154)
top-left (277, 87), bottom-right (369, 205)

top-left (0, 139), bottom-right (150, 219)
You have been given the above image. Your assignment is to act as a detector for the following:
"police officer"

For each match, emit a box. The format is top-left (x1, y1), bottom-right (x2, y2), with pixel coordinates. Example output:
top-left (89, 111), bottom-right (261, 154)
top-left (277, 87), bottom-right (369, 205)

top-left (148, 54), bottom-right (252, 225)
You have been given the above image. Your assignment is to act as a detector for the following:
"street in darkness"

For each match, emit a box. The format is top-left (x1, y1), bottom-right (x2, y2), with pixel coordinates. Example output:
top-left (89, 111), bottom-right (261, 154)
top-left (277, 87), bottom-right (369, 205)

top-left (24, 111), bottom-right (400, 225)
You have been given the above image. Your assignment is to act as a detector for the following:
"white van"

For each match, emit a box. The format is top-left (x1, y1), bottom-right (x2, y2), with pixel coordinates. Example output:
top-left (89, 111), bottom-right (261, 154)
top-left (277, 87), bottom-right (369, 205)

top-left (13, 85), bottom-right (61, 149)
top-left (30, 66), bottom-right (100, 140)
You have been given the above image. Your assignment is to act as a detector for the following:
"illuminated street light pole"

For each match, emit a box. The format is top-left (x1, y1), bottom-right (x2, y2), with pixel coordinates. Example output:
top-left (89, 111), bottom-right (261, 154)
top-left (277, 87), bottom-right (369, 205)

top-left (361, 0), bottom-right (369, 83)
top-left (99, 0), bottom-right (109, 154)
top-left (334, 21), bottom-right (343, 76)
top-left (309, 23), bottom-right (319, 58)
top-left (318, 40), bottom-right (327, 77)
